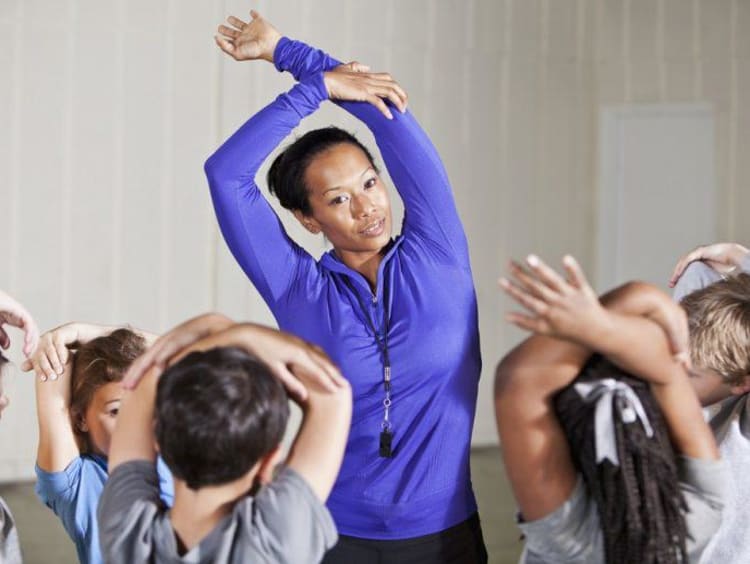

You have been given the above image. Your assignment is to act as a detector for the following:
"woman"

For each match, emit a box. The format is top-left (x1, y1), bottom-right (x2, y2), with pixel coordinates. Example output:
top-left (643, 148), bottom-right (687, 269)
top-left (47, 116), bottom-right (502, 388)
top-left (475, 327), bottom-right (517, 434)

top-left (24, 323), bottom-right (174, 564)
top-left (495, 255), bottom-right (725, 563)
top-left (203, 10), bottom-right (485, 562)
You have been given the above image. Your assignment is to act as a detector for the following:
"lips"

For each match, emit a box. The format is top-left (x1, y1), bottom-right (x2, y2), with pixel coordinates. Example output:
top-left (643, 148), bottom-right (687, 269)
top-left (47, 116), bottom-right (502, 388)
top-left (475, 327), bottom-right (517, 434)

top-left (359, 218), bottom-right (386, 237)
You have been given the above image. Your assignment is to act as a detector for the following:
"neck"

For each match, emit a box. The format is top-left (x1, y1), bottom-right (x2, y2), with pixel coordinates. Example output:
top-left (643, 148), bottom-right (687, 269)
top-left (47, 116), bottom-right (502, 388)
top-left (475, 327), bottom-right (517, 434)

top-left (169, 477), bottom-right (252, 554)
top-left (335, 242), bottom-right (392, 292)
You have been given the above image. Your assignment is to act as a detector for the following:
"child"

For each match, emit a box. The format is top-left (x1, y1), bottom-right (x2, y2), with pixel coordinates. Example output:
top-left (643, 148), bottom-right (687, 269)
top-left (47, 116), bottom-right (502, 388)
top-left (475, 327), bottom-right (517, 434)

top-left (0, 288), bottom-right (39, 564)
top-left (496, 255), bottom-right (726, 563)
top-left (98, 314), bottom-right (351, 563)
top-left (668, 241), bottom-right (750, 563)
top-left (24, 322), bottom-right (174, 564)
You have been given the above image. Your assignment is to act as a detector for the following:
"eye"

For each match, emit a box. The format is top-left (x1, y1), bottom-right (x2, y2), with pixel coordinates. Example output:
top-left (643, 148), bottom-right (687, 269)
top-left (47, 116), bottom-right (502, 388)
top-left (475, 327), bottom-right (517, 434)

top-left (329, 194), bottom-right (349, 206)
top-left (364, 177), bottom-right (377, 189)
top-left (108, 408), bottom-right (120, 417)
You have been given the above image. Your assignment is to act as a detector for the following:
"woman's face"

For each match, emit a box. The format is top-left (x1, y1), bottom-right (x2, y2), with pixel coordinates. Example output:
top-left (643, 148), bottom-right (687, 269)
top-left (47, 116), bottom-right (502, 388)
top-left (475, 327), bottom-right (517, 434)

top-left (297, 143), bottom-right (392, 258)
top-left (81, 382), bottom-right (122, 456)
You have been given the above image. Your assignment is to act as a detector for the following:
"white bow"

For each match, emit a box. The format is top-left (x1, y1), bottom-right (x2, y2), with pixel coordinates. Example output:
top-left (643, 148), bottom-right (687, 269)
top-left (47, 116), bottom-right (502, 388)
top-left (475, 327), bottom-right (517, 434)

top-left (574, 379), bottom-right (654, 466)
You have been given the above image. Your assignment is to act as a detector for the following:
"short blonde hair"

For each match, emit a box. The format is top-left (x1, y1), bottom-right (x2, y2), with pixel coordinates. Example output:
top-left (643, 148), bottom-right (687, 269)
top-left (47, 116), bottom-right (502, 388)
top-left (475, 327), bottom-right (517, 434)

top-left (681, 272), bottom-right (750, 386)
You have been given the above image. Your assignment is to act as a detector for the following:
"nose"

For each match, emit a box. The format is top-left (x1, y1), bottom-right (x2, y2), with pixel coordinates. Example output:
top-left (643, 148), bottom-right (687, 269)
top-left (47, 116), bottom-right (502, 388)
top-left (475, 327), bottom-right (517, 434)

top-left (351, 192), bottom-right (375, 218)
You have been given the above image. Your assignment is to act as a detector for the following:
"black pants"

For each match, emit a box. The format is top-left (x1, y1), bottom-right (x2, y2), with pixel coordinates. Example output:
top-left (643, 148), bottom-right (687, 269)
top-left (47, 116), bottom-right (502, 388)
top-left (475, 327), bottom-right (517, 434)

top-left (321, 513), bottom-right (488, 564)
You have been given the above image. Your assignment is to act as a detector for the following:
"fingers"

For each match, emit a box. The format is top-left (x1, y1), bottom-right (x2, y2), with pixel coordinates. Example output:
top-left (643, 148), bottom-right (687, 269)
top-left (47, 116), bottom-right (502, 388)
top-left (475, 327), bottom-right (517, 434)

top-left (122, 351), bottom-right (157, 390)
top-left (270, 362), bottom-right (308, 402)
top-left (498, 277), bottom-right (549, 316)
top-left (561, 255), bottom-right (590, 291)
top-left (366, 94), bottom-right (393, 119)
top-left (227, 15), bottom-right (247, 30)
top-left (668, 248), bottom-right (702, 287)
top-left (214, 35), bottom-right (236, 57)
top-left (524, 254), bottom-right (568, 294)
top-left (507, 260), bottom-right (557, 302)
top-left (45, 339), bottom-right (64, 376)
top-left (37, 354), bottom-right (56, 381)
top-left (505, 312), bottom-right (547, 334)
top-left (217, 24), bottom-right (239, 39)
top-left (20, 359), bottom-right (31, 372)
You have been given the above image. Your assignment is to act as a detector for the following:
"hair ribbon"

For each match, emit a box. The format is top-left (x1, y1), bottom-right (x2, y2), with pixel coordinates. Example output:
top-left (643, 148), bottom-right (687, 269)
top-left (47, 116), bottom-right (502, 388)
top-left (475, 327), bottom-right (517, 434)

top-left (574, 379), bottom-right (654, 466)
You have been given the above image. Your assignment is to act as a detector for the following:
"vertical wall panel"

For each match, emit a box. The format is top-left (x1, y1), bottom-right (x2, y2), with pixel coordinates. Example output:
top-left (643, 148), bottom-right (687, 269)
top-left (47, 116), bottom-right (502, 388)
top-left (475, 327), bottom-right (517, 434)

top-left (1, 0), bottom-right (750, 475)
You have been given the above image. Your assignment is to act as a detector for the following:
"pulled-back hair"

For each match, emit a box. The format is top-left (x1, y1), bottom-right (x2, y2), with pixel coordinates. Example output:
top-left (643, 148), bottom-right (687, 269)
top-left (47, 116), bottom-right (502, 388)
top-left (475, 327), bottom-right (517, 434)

top-left (681, 272), bottom-right (750, 386)
top-left (70, 329), bottom-right (146, 452)
top-left (554, 354), bottom-right (687, 564)
top-left (155, 347), bottom-right (289, 490)
top-left (267, 126), bottom-right (378, 214)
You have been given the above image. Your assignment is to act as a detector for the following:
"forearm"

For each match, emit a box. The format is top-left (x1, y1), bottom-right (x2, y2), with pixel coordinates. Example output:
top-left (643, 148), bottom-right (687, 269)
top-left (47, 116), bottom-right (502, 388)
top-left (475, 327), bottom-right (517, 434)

top-left (286, 381), bottom-right (351, 501)
top-left (35, 372), bottom-right (79, 471)
top-left (275, 38), bottom-right (466, 254)
top-left (578, 314), bottom-right (718, 459)
top-left (108, 371), bottom-right (158, 471)
top-left (205, 77), bottom-right (328, 190)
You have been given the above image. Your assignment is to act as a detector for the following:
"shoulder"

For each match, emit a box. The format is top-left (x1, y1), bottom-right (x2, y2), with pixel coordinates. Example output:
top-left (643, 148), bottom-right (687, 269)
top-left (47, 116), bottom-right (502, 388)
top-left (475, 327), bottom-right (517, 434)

top-left (233, 467), bottom-right (337, 559)
top-left (36, 456), bottom-right (106, 503)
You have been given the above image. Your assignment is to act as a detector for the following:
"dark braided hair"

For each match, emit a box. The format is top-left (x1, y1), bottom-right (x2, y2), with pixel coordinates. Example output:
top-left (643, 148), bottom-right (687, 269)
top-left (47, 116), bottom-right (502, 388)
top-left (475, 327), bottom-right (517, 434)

top-left (554, 354), bottom-right (688, 564)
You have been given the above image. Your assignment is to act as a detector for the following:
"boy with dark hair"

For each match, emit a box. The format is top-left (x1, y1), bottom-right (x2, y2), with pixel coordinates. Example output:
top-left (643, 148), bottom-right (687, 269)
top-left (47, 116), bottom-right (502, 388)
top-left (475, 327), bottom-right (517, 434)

top-left (98, 314), bottom-right (351, 564)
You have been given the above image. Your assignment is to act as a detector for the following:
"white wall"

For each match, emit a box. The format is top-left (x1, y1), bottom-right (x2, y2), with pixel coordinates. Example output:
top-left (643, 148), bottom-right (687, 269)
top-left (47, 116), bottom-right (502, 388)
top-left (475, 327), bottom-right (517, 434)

top-left (0, 0), bottom-right (749, 480)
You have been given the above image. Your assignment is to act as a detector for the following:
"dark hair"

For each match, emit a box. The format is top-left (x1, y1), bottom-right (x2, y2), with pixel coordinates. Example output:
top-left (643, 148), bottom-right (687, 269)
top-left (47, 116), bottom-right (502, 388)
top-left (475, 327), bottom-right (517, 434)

top-left (267, 126), bottom-right (378, 214)
top-left (554, 355), bottom-right (687, 564)
top-left (70, 328), bottom-right (146, 452)
top-left (155, 347), bottom-right (289, 490)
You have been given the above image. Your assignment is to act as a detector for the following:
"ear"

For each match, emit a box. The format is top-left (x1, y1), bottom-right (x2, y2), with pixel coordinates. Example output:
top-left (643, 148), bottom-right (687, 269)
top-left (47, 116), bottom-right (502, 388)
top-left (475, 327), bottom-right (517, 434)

top-left (76, 416), bottom-right (89, 433)
top-left (730, 375), bottom-right (750, 395)
top-left (255, 445), bottom-right (283, 487)
top-left (292, 210), bottom-right (322, 235)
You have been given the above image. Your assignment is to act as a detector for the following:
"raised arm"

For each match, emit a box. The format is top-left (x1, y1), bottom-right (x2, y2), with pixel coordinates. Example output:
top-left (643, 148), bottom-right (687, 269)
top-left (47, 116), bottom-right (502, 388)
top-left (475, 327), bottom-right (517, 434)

top-left (217, 10), bottom-right (469, 262)
top-left (24, 322), bottom-right (156, 471)
top-left (495, 255), bottom-right (717, 519)
top-left (162, 322), bottom-right (351, 501)
top-left (110, 315), bottom-right (351, 501)
top-left (277, 37), bottom-right (468, 261)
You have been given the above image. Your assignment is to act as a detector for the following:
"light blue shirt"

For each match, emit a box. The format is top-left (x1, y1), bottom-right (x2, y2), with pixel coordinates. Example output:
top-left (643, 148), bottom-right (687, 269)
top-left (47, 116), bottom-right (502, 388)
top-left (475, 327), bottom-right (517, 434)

top-left (35, 455), bottom-right (174, 564)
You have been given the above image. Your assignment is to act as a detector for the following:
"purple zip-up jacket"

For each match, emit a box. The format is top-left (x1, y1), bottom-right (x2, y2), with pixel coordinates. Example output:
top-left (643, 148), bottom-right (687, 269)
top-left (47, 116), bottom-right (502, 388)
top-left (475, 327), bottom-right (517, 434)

top-left (204, 38), bottom-right (481, 539)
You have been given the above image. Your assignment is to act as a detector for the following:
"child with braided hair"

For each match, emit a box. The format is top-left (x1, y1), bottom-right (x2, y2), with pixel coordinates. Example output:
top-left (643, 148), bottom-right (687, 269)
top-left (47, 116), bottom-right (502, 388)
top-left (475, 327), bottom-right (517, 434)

top-left (495, 255), bottom-right (726, 563)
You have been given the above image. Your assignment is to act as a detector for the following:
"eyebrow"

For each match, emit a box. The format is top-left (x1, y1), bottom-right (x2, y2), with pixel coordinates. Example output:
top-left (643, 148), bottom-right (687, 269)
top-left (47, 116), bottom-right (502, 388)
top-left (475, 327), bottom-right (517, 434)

top-left (323, 167), bottom-right (375, 195)
top-left (104, 399), bottom-right (122, 406)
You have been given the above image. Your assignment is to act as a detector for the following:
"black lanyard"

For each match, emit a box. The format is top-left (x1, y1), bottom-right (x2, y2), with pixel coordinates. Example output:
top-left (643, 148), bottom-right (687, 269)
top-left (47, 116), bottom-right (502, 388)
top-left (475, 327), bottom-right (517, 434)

top-left (343, 276), bottom-right (394, 457)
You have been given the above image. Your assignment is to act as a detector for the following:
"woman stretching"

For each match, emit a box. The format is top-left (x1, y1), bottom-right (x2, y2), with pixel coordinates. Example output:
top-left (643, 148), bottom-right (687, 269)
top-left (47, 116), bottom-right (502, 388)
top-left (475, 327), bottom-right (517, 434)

top-left (495, 255), bottom-right (726, 563)
top-left (202, 10), bottom-right (485, 563)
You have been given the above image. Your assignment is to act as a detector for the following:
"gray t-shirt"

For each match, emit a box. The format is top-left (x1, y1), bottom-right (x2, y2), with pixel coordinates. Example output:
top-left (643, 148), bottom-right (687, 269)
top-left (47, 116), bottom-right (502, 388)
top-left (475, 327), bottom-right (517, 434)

top-left (518, 456), bottom-right (726, 564)
top-left (0, 496), bottom-right (22, 564)
top-left (98, 461), bottom-right (337, 564)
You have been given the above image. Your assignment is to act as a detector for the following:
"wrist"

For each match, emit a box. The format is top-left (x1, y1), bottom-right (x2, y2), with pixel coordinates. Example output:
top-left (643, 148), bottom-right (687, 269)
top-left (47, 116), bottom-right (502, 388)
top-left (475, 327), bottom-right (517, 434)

top-left (264, 31), bottom-right (282, 64)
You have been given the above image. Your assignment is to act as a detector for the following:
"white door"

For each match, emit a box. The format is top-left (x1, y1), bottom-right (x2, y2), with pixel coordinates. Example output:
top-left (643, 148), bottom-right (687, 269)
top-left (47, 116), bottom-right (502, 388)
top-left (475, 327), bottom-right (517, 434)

top-left (597, 105), bottom-right (717, 291)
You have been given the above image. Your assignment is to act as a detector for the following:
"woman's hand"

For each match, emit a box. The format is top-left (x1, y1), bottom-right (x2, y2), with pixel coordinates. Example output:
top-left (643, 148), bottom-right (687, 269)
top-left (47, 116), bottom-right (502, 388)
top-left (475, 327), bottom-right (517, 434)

top-left (214, 9), bottom-right (282, 63)
top-left (0, 290), bottom-right (38, 357)
top-left (122, 313), bottom-right (234, 389)
top-left (669, 242), bottom-right (749, 287)
top-left (324, 63), bottom-right (408, 119)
